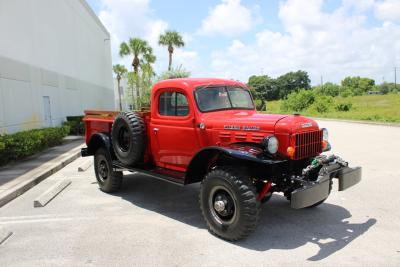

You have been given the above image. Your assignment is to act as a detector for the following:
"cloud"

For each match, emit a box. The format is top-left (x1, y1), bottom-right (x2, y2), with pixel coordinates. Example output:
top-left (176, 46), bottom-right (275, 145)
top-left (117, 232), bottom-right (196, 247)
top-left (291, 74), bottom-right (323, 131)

top-left (98, 0), bottom-right (167, 66)
top-left (198, 0), bottom-right (260, 37)
top-left (97, 0), bottom-right (198, 74)
top-left (210, 0), bottom-right (400, 84)
top-left (94, 0), bottom-right (399, 84)
top-left (374, 0), bottom-right (400, 22)
top-left (342, 0), bottom-right (375, 12)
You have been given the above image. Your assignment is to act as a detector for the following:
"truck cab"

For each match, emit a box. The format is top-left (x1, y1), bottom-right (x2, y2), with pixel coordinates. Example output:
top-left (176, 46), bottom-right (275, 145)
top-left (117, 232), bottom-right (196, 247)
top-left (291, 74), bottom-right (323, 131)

top-left (82, 78), bottom-right (361, 241)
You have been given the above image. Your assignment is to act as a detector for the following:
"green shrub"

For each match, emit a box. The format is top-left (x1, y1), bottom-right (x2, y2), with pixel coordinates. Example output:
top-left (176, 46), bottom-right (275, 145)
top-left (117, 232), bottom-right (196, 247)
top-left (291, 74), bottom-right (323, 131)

top-left (314, 82), bottom-right (340, 97)
top-left (255, 99), bottom-right (266, 111)
top-left (308, 96), bottom-right (333, 113)
top-left (281, 90), bottom-right (316, 112)
top-left (340, 87), bottom-right (354, 97)
top-left (335, 102), bottom-right (353, 112)
top-left (0, 126), bottom-right (70, 166)
top-left (64, 116), bottom-right (84, 135)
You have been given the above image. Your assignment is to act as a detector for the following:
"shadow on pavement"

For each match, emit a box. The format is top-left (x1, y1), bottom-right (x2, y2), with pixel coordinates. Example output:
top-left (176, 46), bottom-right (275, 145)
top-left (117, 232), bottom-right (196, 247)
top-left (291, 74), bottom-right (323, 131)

top-left (117, 173), bottom-right (376, 261)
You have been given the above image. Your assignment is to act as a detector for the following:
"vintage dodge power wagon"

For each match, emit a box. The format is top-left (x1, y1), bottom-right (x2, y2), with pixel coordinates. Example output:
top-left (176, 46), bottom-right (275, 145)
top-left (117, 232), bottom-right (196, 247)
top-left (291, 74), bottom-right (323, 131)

top-left (81, 78), bottom-right (361, 241)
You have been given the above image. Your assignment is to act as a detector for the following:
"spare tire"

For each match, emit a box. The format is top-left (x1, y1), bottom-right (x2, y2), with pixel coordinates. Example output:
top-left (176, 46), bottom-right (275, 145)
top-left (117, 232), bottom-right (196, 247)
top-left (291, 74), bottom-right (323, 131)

top-left (111, 112), bottom-right (145, 166)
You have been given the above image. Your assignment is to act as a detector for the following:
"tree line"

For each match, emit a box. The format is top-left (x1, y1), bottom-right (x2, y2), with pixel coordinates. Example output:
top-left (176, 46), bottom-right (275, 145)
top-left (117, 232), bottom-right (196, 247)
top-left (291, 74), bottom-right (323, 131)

top-left (248, 70), bottom-right (400, 114)
top-left (248, 71), bottom-right (398, 110)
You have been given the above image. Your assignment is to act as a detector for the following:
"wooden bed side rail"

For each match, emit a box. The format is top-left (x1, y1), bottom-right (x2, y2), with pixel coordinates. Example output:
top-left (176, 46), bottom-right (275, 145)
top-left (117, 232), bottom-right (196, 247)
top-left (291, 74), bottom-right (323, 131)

top-left (83, 110), bottom-right (120, 121)
top-left (83, 109), bottom-right (151, 122)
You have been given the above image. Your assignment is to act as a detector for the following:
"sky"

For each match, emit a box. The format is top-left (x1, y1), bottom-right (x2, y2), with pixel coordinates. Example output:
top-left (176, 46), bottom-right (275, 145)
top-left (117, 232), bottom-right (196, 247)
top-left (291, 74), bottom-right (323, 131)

top-left (86, 0), bottom-right (400, 85)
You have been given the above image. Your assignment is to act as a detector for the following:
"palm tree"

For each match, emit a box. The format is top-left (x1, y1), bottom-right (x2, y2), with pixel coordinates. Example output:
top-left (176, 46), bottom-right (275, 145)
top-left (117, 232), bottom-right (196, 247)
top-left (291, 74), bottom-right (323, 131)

top-left (158, 31), bottom-right (185, 71)
top-left (119, 38), bottom-right (155, 108)
top-left (113, 64), bottom-right (127, 111)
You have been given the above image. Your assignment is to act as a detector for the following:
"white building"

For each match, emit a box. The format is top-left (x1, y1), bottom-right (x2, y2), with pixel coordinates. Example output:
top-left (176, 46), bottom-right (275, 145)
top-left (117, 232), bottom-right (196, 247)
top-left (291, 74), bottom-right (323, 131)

top-left (0, 0), bottom-right (115, 134)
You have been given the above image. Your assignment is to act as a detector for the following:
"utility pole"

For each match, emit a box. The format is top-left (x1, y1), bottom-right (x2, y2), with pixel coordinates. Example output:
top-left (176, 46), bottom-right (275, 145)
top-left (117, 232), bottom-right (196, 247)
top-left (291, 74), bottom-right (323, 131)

top-left (320, 76), bottom-right (324, 90)
top-left (395, 67), bottom-right (397, 90)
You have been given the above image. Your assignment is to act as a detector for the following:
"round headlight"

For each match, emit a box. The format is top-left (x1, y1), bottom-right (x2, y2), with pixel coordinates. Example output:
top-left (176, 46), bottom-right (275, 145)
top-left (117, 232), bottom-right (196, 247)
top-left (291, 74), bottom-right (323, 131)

top-left (322, 128), bottom-right (328, 141)
top-left (263, 136), bottom-right (279, 154)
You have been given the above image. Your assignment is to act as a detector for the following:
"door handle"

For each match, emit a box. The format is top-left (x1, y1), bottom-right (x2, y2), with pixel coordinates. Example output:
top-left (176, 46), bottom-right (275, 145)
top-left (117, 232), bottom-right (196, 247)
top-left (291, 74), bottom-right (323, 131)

top-left (153, 128), bottom-right (159, 134)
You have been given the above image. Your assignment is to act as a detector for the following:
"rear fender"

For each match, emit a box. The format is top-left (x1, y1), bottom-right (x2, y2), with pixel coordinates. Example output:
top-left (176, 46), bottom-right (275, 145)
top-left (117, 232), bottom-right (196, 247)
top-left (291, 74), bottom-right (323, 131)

top-left (86, 132), bottom-right (113, 157)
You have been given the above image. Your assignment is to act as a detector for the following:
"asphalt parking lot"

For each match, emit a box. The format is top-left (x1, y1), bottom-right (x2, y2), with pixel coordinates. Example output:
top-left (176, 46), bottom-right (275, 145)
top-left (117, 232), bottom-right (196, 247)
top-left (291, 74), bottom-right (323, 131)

top-left (0, 120), bottom-right (399, 266)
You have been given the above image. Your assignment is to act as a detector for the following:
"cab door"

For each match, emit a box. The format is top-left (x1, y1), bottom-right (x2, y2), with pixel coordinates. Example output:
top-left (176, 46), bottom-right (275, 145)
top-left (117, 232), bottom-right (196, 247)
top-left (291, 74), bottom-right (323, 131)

top-left (150, 88), bottom-right (200, 172)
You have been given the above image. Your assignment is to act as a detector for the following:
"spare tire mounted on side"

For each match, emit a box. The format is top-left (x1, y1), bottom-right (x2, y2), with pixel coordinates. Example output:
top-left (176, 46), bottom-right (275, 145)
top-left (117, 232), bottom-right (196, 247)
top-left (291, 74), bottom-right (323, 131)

top-left (111, 112), bottom-right (145, 166)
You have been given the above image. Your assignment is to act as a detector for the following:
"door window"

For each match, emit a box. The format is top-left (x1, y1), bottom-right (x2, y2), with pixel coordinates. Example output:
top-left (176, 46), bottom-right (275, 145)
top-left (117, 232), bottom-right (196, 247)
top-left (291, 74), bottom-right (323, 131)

top-left (158, 92), bottom-right (189, 116)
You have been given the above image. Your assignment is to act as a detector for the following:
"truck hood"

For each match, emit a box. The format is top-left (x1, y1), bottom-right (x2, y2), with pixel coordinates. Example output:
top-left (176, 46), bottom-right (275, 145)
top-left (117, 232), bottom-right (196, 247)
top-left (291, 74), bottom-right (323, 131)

top-left (274, 114), bottom-right (319, 134)
top-left (200, 110), bottom-right (319, 134)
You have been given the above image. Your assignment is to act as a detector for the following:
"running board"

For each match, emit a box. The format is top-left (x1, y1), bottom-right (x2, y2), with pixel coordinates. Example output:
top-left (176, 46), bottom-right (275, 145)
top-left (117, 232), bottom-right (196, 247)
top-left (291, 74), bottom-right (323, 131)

top-left (112, 161), bottom-right (185, 186)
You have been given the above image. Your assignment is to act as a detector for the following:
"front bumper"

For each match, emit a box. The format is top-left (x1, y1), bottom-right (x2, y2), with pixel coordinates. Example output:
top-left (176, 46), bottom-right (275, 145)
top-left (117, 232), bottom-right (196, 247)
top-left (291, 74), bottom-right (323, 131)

top-left (290, 158), bottom-right (361, 209)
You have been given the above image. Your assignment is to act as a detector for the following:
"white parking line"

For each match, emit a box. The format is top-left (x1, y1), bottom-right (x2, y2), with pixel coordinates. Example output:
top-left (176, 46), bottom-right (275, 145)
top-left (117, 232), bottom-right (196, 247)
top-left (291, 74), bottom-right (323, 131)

top-left (0, 226), bottom-right (12, 245)
top-left (0, 216), bottom-right (91, 225)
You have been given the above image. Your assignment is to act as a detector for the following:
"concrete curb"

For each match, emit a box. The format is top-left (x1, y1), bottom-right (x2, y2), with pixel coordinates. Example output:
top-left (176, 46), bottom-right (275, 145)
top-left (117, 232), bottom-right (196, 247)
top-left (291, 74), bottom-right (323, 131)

top-left (0, 146), bottom-right (82, 208)
top-left (34, 180), bottom-right (71, 207)
top-left (312, 117), bottom-right (400, 127)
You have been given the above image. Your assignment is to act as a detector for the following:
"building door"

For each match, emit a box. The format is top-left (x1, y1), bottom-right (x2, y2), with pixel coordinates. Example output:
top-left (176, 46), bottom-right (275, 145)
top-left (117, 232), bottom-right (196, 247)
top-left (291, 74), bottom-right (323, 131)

top-left (43, 96), bottom-right (52, 127)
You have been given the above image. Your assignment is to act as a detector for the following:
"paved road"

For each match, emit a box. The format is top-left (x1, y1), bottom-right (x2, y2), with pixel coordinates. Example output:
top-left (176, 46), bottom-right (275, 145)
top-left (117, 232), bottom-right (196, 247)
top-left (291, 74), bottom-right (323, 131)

top-left (0, 120), bottom-right (399, 266)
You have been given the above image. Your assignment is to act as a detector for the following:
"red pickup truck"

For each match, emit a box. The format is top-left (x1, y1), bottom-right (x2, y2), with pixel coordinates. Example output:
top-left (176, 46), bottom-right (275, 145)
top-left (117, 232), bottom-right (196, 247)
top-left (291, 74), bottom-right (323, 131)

top-left (81, 78), bottom-right (361, 241)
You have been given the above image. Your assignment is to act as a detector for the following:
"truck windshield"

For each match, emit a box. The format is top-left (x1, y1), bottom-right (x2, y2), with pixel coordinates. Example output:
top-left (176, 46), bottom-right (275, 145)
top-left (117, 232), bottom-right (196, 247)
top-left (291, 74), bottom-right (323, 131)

top-left (195, 86), bottom-right (254, 112)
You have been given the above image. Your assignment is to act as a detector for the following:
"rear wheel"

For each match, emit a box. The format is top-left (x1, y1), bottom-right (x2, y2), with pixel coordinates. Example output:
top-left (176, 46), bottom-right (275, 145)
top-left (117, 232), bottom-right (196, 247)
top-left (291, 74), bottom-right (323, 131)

top-left (199, 167), bottom-right (260, 241)
top-left (94, 147), bottom-right (123, 193)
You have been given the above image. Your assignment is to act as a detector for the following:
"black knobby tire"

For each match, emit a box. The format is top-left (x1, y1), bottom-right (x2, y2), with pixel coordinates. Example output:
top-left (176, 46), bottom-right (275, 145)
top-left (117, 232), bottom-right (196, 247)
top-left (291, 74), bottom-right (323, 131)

top-left (199, 166), bottom-right (261, 241)
top-left (111, 112), bottom-right (145, 166)
top-left (94, 147), bottom-right (123, 193)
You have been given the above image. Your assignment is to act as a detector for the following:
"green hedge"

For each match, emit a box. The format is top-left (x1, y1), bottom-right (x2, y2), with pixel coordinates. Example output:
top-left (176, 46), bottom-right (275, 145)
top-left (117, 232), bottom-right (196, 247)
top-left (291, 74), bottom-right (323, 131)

top-left (0, 126), bottom-right (70, 166)
top-left (63, 116), bottom-right (84, 135)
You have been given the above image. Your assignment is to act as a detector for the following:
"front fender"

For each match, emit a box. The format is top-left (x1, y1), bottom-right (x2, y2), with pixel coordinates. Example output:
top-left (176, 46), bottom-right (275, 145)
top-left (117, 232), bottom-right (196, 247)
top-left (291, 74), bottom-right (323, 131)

top-left (184, 146), bottom-right (286, 184)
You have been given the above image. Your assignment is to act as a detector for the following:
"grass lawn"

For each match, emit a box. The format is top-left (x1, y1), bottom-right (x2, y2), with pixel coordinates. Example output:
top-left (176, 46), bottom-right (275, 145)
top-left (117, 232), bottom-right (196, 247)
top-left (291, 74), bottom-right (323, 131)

top-left (264, 93), bottom-right (400, 123)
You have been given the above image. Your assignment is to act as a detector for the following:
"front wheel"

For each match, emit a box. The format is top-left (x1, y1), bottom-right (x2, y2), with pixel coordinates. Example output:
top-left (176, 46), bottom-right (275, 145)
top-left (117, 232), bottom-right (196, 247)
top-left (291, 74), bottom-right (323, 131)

top-left (94, 147), bottom-right (123, 193)
top-left (199, 167), bottom-right (261, 241)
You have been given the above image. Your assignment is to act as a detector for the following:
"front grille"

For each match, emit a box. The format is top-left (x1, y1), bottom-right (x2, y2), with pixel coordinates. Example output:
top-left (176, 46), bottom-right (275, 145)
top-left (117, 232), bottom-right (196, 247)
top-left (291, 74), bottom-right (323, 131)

top-left (293, 130), bottom-right (322, 160)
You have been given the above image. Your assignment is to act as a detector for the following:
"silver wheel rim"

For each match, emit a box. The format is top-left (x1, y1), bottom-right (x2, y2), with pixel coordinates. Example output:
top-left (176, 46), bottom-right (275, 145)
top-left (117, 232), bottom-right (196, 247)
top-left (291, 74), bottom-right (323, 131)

top-left (208, 185), bottom-right (238, 225)
top-left (97, 159), bottom-right (108, 183)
